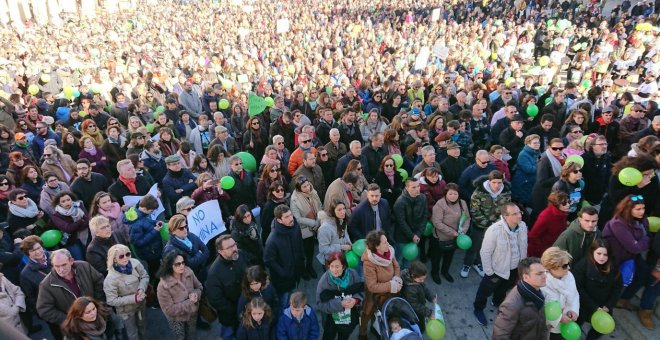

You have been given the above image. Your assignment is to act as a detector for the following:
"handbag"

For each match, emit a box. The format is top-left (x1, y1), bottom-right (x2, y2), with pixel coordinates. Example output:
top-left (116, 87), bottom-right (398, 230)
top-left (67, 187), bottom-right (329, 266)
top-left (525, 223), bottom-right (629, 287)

top-left (198, 297), bottom-right (217, 323)
top-left (436, 239), bottom-right (456, 252)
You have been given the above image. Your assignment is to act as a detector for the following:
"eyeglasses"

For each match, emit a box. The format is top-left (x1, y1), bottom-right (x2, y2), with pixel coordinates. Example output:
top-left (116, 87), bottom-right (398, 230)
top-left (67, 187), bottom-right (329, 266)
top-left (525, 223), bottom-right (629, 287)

top-left (273, 188), bottom-right (284, 193)
top-left (571, 169), bottom-right (582, 174)
top-left (561, 263), bottom-right (570, 270)
top-left (251, 122), bottom-right (260, 125)
top-left (319, 153), bottom-right (328, 157)
top-left (15, 195), bottom-right (26, 201)
top-left (270, 168), bottom-right (281, 173)
top-left (0, 181), bottom-right (8, 186)
top-left (117, 252), bottom-right (131, 260)
top-left (176, 225), bottom-right (188, 231)
top-left (384, 163), bottom-right (394, 168)
top-left (571, 130), bottom-right (583, 134)
top-left (550, 147), bottom-right (565, 151)
top-left (276, 142), bottom-right (284, 145)
top-left (631, 195), bottom-right (644, 202)
top-left (300, 139), bottom-right (311, 144)
top-left (173, 261), bottom-right (185, 267)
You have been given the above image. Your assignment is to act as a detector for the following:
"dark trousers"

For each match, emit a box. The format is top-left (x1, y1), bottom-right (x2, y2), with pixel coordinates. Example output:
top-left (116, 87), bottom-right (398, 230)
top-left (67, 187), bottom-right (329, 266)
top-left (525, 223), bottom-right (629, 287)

top-left (321, 314), bottom-right (356, 340)
top-left (463, 228), bottom-right (486, 266)
top-left (473, 269), bottom-right (517, 311)
top-left (47, 322), bottom-right (63, 340)
top-left (430, 238), bottom-right (456, 275)
top-left (304, 237), bottom-right (315, 270)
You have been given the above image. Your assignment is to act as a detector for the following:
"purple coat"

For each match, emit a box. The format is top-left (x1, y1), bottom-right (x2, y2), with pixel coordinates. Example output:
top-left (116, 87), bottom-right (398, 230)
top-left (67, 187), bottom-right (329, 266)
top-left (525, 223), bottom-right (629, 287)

top-left (78, 148), bottom-right (109, 177)
top-left (602, 217), bottom-right (650, 266)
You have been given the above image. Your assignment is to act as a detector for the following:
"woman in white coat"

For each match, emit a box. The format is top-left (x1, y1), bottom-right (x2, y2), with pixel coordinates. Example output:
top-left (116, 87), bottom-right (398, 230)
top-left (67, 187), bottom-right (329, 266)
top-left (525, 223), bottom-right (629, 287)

top-left (541, 247), bottom-right (580, 339)
top-left (0, 273), bottom-right (26, 334)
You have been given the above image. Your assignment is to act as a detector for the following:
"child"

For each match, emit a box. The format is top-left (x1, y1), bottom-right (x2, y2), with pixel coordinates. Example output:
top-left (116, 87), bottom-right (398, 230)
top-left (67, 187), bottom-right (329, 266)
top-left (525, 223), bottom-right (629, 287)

top-left (276, 291), bottom-right (319, 340)
top-left (125, 194), bottom-right (163, 279)
top-left (236, 265), bottom-right (280, 320)
top-left (401, 261), bottom-right (434, 330)
top-left (236, 297), bottom-right (275, 340)
top-left (389, 316), bottom-right (416, 340)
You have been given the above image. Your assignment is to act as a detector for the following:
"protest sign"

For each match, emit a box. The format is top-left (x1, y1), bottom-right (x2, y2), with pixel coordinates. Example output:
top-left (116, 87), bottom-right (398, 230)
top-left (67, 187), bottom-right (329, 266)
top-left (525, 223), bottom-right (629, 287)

top-left (276, 18), bottom-right (290, 34)
top-left (248, 93), bottom-right (267, 116)
top-left (187, 200), bottom-right (226, 244)
top-left (431, 8), bottom-right (441, 21)
top-left (122, 184), bottom-right (165, 219)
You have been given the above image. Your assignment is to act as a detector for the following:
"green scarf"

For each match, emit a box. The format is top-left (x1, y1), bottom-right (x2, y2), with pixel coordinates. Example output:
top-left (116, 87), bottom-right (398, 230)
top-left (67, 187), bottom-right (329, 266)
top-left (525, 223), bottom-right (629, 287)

top-left (329, 269), bottom-right (351, 289)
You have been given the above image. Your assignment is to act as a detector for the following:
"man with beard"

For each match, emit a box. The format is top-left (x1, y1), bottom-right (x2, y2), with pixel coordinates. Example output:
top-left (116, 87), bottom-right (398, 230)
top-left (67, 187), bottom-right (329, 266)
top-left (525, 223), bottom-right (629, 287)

top-left (178, 80), bottom-right (203, 118)
top-left (162, 155), bottom-right (196, 212)
top-left (269, 111), bottom-right (296, 151)
top-left (40, 145), bottom-right (77, 185)
top-left (70, 159), bottom-right (109, 210)
top-left (31, 120), bottom-right (60, 161)
top-left (139, 140), bottom-right (167, 185)
top-left (338, 109), bottom-right (363, 146)
top-left (209, 125), bottom-right (238, 155)
top-left (189, 114), bottom-right (212, 155)
top-left (126, 131), bottom-right (146, 158)
top-left (87, 104), bottom-right (110, 132)
top-left (206, 235), bottom-right (253, 340)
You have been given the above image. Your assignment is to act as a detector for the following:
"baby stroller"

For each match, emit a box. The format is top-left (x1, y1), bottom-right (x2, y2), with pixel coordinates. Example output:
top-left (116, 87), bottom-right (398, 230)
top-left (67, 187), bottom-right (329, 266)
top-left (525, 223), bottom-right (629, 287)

top-left (374, 296), bottom-right (423, 339)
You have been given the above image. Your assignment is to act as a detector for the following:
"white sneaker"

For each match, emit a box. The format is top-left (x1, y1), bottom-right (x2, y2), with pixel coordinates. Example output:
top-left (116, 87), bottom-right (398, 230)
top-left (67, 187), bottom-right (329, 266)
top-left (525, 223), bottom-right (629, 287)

top-left (460, 265), bottom-right (471, 278)
top-left (473, 264), bottom-right (485, 278)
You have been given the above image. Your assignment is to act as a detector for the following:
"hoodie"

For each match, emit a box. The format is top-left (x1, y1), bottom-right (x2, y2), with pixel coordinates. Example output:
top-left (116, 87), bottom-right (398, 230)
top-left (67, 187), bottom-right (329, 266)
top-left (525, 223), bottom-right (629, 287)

top-left (470, 175), bottom-right (512, 229)
top-left (552, 219), bottom-right (600, 265)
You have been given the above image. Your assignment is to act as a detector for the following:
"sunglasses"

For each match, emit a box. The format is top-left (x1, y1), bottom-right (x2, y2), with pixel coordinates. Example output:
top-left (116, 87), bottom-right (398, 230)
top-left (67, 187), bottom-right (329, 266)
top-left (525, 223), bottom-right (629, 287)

top-left (319, 153), bottom-right (328, 157)
top-left (550, 147), bottom-right (565, 151)
top-left (252, 122), bottom-right (260, 125)
top-left (173, 261), bottom-right (185, 267)
top-left (87, 124), bottom-right (96, 128)
top-left (561, 263), bottom-right (570, 270)
top-left (176, 225), bottom-right (188, 231)
top-left (300, 139), bottom-right (311, 144)
top-left (0, 181), bottom-right (8, 186)
top-left (270, 168), bottom-right (281, 173)
top-left (384, 163), bottom-right (394, 168)
top-left (182, 207), bottom-right (193, 212)
top-left (15, 195), bottom-right (26, 201)
top-left (276, 142), bottom-right (284, 145)
top-left (571, 169), bottom-right (582, 174)
top-left (43, 153), bottom-right (52, 157)
top-left (571, 130), bottom-right (583, 134)
top-left (117, 252), bottom-right (131, 260)
top-left (273, 188), bottom-right (284, 193)
top-left (631, 195), bottom-right (644, 202)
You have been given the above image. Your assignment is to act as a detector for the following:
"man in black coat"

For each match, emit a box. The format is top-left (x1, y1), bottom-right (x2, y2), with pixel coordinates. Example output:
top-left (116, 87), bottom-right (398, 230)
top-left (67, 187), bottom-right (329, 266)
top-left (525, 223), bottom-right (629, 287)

top-left (347, 184), bottom-right (393, 241)
top-left (269, 112), bottom-right (296, 152)
top-left (108, 159), bottom-right (152, 206)
top-left (206, 235), bottom-right (253, 340)
top-left (338, 110), bottom-right (363, 147)
top-left (226, 155), bottom-right (256, 213)
top-left (264, 205), bottom-right (305, 309)
top-left (440, 142), bottom-right (469, 185)
top-left (541, 90), bottom-right (567, 127)
top-left (316, 108), bottom-right (340, 145)
top-left (70, 159), bottom-right (110, 210)
top-left (528, 114), bottom-right (561, 151)
top-left (498, 114), bottom-right (526, 166)
top-left (361, 133), bottom-right (387, 182)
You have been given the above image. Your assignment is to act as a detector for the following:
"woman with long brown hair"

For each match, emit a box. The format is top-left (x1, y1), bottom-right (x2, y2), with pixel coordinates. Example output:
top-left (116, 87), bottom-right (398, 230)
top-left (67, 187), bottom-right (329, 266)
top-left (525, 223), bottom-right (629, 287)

top-left (242, 116), bottom-right (269, 162)
top-left (256, 163), bottom-right (288, 208)
top-left (61, 296), bottom-right (126, 340)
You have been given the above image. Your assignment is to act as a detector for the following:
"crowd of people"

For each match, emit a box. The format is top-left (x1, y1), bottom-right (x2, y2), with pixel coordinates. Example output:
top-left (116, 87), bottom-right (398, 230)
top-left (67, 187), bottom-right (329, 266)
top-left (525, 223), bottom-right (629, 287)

top-left (0, 0), bottom-right (659, 339)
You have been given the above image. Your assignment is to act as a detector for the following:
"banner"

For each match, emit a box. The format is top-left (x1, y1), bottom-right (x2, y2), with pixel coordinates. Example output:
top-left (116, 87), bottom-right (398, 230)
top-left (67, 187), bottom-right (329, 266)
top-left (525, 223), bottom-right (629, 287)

top-left (431, 8), bottom-right (441, 22)
top-left (248, 93), bottom-right (267, 117)
top-left (122, 184), bottom-right (165, 219)
top-left (276, 18), bottom-right (290, 34)
top-left (187, 200), bottom-right (225, 244)
top-left (414, 46), bottom-right (430, 70)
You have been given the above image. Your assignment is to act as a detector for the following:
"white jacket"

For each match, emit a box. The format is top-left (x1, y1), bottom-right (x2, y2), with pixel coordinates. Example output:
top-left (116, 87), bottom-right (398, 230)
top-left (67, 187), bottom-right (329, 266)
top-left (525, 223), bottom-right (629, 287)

top-left (0, 274), bottom-right (26, 334)
top-left (480, 217), bottom-right (528, 280)
top-left (541, 271), bottom-right (580, 334)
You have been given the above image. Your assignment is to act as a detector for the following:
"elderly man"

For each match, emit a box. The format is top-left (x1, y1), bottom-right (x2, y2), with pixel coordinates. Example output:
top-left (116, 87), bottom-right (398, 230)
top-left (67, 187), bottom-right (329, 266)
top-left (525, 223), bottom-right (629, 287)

top-left (109, 159), bottom-right (152, 206)
top-left (179, 80), bottom-right (203, 118)
top-left (288, 132), bottom-right (317, 175)
top-left (209, 125), bottom-right (238, 154)
top-left (37, 249), bottom-right (105, 338)
top-left (498, 114), bottom-right (526, 164)
top-left (40, 145), bottom-right (77, 184)
top-left (325, 172), bottom-right (360, 217)
top-left (293, 151), bottom-right (326, 199)
top-left (70, 159), bottom-right (110, 210)
top-left (85, 216), bottom-right (128, 276)
top-left (457, 150), bottom-right (497, 201)
top-left (324, 127), bottom-right (347, 163)
top-left (272, 134), bottom-right (291, 170)
top-left (335, 140), bottom-right (369, 178)
top-left (226, 155), bottom-right (256, 213)
top-left (269, 95), bottom-right (289, 123)
top-left (162, 155), bottom-right (197, 212)
top-left (412, 145), bottom-right (442, 177)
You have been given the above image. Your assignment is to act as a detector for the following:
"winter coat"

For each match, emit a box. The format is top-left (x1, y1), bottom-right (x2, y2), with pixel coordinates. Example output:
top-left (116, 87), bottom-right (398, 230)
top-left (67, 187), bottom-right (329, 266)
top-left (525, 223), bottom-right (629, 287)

top-left (470, 176), bottom-right (512, 229)
top-left (231, 219), bottom-right (264, 262)
top-left (334, 152), bottom-right (369, 179)
top-left (36, 261), bottom-right (105, 324)
top-left (227, 170), bottom-right (257, 212)
top-left (163, 233), bottom-right (210, 282)
top-left (125, 208), bottom-right (163, 262)
top-left (206, 251), bottom-right (252, 327)
top-left (324, 178), bottom-right (354, 217)
top-left (419, 175), bottom-right (447, 214)
top-left (264, 220), bottom-right (305, 294)
top-left (85, 232), bottom-right (129, 276)
top-left (531, 154), bottom-right (560, 214)
top-left (0, 274), bottom-right (26, 334)
top-left (588, 118), bottom-right (619, 151)
top-left (374, 170), bottom-right (404, 209)
top-left (276, 305), bottom-right (320, 340)
top-left (602, 218), bottom-right (651, 267)
top-left (393, 190), bottom-right (428, 243)
top-left (39, 181), bottom-right (70, 216)
top-left (78, 148), bottom-right (109, 177)
top-left (269, 119), bottom-right (296, 152)
top-left (103, 258), bottom-right (149, 317)
top-left (362, 145), bottom-right (387, 181)
top-left (431, 198), bottom-right (471, 241)
top-left (492, 285), bottom-right (548, 340)
top-left (458, 163), bottom-right (497, 201)
top-left (157, 266), bottom-right (202, 322)
top-left (439, 156), bottom-right (469, 185)
top-left (316, 119), bottom-right (339, 145)
top-left (140, 152), bottom-right (167, 185)
top-left (317, 211), bottom-right (352, 264)
top-left (553, 218), bottom-right (601, 264)
top-left (41, 155), bottom-right (78, 184)
top-left (290, 189), bottom-right (323, 236)
top-left (70, 173), bottom-right (110, 210)
top-left (108, 176), bottom-right (151, 206)
top-left (541, 272), bottom-right (580, 334)
top-left (527, 204), bottom-right (569, 257)
top-left (499, 128), bottom-right (525, 160)
top-left (571, 258), bottom-right (622, 319)
top-left (0, 233), bottom-right (22, 284)
top-left (511, 146), bottom-right (540, 205)
top-left (315, 268), bottom-right (363, 333)
top-left (236, 283), bottom-right (279, 319)
top-left (162, 169), bottom-right (197, 210)
top-left (293, 165), bottom-right (326, 200)
top-left (347, 199), bottom-right (392, 241)
top-left (20, 257), bottom-right (51, 313)
top-left (236, 319), bottom-right (276, 340)
top-left (481, 218), bottom-right (528, 280)
top-left (581, 151), bottom-right (611, 204)
top-left (401, 269), bottom-right (434, 319)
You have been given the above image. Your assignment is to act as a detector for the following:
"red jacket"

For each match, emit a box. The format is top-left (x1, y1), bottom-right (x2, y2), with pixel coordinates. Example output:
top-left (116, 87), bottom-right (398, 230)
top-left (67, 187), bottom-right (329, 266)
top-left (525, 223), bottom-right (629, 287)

top-left (527, 204), bottom-right (569, 257)
top-left (419, 175), bottom-right (447, 215)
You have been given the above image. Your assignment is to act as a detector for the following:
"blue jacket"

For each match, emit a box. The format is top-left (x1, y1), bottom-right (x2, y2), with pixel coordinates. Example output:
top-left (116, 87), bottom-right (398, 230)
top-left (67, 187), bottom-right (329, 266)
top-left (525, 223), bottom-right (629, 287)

top-left (457, 163), bottom-right (497, 201)
top-left (31, 130), bottom-right (61, 160)
top-left (348, 199), bottom-right (392, 241)
top-left (276, 305), bottom-right (320, 340)
top-left (174, 119), bottom-right (197, 138)
top-left (511, 145), bottom-right (540, 205)
top-left (140, 151), bottom-right (167, 185)
top-left (125, 208), bottom-right (163, 261)
top-left (162, 169), bottom-right (197, 210)
top-left (163, 233), bottom-right (209, 282)
top-left (335, 152), bottom-right (369, 178)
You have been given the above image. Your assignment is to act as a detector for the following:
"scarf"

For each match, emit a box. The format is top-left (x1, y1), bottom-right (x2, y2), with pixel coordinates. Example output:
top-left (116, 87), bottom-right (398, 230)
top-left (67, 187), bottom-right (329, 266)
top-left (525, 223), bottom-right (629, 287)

top-left (8, 199), bottom-right (40, 218)
top-left (366, 120), bottom-right (381, 133)
top-left (119, 175), bottom-right (137, 194)
top-left (384, 167), bottom-right (395, 186)
top-left (329, 269), bottom-right (352, 289)
top-left (99, 202), bottom-right (122, 220)
top-left (517, 280), bottom-right (545, 310)
top-left (544, 149), bottom-right (563, 177)
top-left (0, 185), bottom-right (15, 200)
top-left (55, 201), bottom-right (85, 222)
top-left (77, 315), bottom-right (107, 337)
top-left (83, 146), bottom-right (97, 156)
top-left (113, 260), bottom-right (133, 275)
top-left (296, 190), bottom-right (319, 219)
top-left (261, 154), bottom-right (281, 166)
top-left (144, 149), bottom-right (163, 162)
top-left (84, 130), bottom-right (105, 147)
top-left (366, 246), bottom-right (395, 267)
top-left (177, 236), bottom-right (193, 250)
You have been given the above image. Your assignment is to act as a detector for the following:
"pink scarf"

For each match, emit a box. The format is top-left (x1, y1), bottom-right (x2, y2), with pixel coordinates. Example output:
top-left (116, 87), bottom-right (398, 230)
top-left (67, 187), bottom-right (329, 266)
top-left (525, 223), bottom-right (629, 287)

top-left (384, 167), bottom-right (395, 186)
top-left (261, 155), bottom-right (281, 166)
top-left (99, 202), bottom-right (122, 220)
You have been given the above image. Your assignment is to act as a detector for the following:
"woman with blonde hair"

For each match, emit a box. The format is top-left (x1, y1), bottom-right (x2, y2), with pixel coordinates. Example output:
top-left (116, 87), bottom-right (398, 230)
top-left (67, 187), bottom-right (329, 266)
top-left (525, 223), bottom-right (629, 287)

top-left (103, 244), bottom-right (149, 340)
top-left (541, 247), bottom-right (580, 338)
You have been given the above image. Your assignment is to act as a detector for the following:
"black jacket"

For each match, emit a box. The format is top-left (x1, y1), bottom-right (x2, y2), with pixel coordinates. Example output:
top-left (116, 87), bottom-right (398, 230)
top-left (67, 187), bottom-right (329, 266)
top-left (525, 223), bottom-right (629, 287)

top-left (581, 151), bottom-right (611, 204)
top-left (108, 176), bottom-right (152, 205)
top-left (498, 128), bottom-right (526, 161)
top-left (338, 123), bottom-right (362, 147)
top-left (264, 219), bottom-right (305, 294)
top-left (527, 126), bottom-right (561, 151)
top-left (163, 233), bottom-right (210, 282)
top-left (362, 144), bottom-right (387, 182)
top-left (85, 232), bottom-right (128, 277)
top-left (374, 171), bottom-right (404, 209)
top-left (571, 257), bottom-right (623, 318)
top-left (348, 199), bottom-right (393, 241)
top-left (316, 119), bottom-right (339, 145)
top-left (206, 250), bottom-right (253, 327)
top-left (227, 170), bottom-right (257, 213)
top-left (70, 173), bottom-right (110, 210)
top-left (20, 255), bottom-right (52, 312)
top-left (393, 190), bottom-right (428, 243)
top-left (440, 156), bottom-right (469, 185)
top-left (0, 232), bottom-right (22, 284)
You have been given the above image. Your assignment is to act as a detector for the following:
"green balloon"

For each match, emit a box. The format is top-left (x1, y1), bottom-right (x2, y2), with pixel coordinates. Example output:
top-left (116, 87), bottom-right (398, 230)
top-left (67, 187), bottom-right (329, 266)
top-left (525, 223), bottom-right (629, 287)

top-left (456, 234), bottom-right (472, 250)
top-left (125, 207), bottom-right (138, 221)
top-left (591, 310), bottom-right (615, 334)
top-left (352, 239), bottom-right (366, 256)
top-left (72, 90), bottom-right (81, 98)
top-left (40, 230), bottom-right (63, 248)
top-left (345, 250), bottom-right (359, 268)
top-left (565, 155), bottom-right (584, 168)
top-left (648, 216), bottom-right (660, 233)
top-left (526, 104), bottom-right (539, 118)
top-left (220, 176), bottom-right (236, 190)
top-left (545, 300), bottom-right (562, 321)
top-left (618, 167), bottom-right (642, 187)
top-left (581, 79), bottom-right (592, 88)
top-left (265, 97), bottom-right (275, 107)
top-left (398, 168), bottom-right (408, 181)
top-left (545, 97), bottom-right (553, 105)
top-left (160, 223), bottom-right (169, 241)
top-left (424, 221), bottom-right (433, 236)
top-left (426, 319), bottom-right (446, 340)
top-left (236, 152), bottom-right (257, 172)
top-left (402, 243), bottom-right (419, 261)
top-left (146, 123), bottom-right (154, 133)
top-left (560, 321), bottom-right (581, 340)
top-left (218, 99), bottom-right (230, 109)
top-left (391, 154), bottom-right (404, 168)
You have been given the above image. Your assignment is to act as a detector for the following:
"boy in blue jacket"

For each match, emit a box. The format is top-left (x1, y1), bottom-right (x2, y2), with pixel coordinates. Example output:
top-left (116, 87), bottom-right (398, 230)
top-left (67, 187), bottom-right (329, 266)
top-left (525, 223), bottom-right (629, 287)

top-left (276, 291), bottom-right (319, 340)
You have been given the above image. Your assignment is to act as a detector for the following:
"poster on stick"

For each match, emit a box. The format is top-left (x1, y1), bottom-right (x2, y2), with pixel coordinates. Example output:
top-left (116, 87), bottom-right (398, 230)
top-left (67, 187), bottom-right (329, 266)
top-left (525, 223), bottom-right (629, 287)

top-left (187, 200), bottom-right (226, 244)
